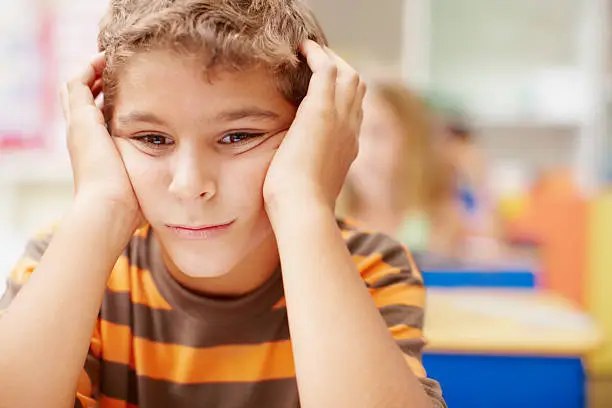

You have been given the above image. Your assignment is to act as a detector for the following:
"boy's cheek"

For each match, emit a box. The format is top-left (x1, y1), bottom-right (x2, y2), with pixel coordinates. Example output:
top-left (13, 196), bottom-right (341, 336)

top-left (113, 140), bottom-right (167, 201)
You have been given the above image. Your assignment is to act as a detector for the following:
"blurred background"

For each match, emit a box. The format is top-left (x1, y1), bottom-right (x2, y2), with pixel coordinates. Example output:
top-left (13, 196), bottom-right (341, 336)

top-left (1, 1), bottom-right (612, 407)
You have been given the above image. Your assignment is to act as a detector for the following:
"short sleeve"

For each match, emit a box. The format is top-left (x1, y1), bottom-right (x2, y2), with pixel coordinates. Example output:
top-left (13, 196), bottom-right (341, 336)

top-left (347, 230), bottom-right (447, 408)
top-left (0, 225), bottom-right (100, 408)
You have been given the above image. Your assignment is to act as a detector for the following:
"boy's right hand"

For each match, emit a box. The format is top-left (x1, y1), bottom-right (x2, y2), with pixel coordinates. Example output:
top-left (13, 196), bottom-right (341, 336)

top-left (60, 53), bottom-right (142, 231)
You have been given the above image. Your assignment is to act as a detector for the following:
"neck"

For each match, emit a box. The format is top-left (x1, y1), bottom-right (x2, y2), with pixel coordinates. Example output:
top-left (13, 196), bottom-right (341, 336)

top-left (162, 233), bottom-right (280, 298)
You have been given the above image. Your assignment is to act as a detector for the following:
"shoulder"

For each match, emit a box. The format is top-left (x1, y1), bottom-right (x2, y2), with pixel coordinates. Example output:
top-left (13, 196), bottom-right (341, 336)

top-left (14, 223), bottom-right (152, 277)
top-left (337, 218), bottom-right (424, 286)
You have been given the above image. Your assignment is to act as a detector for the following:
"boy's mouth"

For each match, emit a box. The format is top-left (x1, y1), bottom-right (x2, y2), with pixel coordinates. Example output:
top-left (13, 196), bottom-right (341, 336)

top-left (166, 220), bottom-right (235, 240)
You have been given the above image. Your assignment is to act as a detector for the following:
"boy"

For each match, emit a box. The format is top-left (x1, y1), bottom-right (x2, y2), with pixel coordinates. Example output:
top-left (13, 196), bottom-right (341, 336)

top-left (0, 1), bottom-right (445, 407)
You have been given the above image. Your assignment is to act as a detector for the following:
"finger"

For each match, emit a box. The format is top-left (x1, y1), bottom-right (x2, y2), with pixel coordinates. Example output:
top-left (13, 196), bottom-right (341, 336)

top-left (91, 78), bottom-right (103, 101)
top-left (352, 79), bottom-right (367, 124)
top-left (80, 52), bottom-right (106, 88)
top-left (299, 40), bottom-right (336, 106)
top-left (323, 47), bottom-right (360, 118)
top-left (67, 53), bottom-right (106, 112)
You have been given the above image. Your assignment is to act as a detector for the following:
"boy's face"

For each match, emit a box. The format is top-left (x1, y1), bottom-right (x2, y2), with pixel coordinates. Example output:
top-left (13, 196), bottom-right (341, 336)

top-left (110, 50), bottom-right (296, 278)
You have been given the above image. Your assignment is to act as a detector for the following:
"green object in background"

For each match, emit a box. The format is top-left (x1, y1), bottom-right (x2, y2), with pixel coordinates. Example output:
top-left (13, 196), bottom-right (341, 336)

top-left (422, 89), bottom-right (468, 123)
top-left (396, 212), bottom-right (431, 253)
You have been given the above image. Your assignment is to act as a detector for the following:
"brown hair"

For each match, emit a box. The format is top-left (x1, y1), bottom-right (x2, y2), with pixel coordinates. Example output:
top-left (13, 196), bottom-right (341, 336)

top-left (97, 0), bottom-right (327, 117)
top-left (342, 81), bottom-right (456, 217)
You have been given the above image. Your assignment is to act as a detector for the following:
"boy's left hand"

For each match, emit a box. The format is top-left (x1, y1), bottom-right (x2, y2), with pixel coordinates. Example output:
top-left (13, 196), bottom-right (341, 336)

top-left (263, 40), bottom-right (366, 217)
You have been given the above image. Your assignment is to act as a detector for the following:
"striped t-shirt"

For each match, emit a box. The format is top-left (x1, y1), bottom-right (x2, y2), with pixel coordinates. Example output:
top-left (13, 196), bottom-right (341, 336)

top-left (0, 219), bottom-right (445, 408)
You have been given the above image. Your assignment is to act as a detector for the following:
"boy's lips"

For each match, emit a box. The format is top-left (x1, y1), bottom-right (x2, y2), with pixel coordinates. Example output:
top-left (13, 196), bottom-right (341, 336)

top-left (166, 220), bottom-right (235, 240)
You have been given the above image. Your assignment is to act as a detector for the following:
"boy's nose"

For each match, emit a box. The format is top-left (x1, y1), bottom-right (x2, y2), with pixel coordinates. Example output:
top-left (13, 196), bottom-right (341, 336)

top-left (168, 155), bottom-right (217, 201)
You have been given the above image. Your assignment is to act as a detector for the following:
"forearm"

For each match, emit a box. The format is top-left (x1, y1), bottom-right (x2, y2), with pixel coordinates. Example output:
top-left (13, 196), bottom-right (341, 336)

top-left (0, 198), bottom-right (133, 408)
top-left (270, 203), bottom-right (431, 408)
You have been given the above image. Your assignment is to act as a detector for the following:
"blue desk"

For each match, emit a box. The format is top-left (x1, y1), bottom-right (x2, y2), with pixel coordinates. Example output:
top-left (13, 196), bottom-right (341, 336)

top-left (424, 354), bottom-right (584, 408)
top-left (414, 252), bottom-right (538, 289)
top-left (423, 289), bottom-right (601, 408)
top-left (422, 268), bottom-right (536, 288)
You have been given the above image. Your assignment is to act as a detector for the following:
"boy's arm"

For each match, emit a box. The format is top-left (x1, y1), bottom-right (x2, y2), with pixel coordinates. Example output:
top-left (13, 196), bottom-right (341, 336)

top-left (0, 200), bottom-right (133, 408)
top-left (264, 40), bottom-right (440, 408)
top-left (270, 204), bottom-right (440, 408)
top-left (0, 53), bottom-right (140, 408)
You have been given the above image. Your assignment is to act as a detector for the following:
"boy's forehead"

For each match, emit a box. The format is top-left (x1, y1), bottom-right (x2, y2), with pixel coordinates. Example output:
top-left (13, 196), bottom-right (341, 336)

top-left (113, 51), bottom-right (294, 124)
top-left (119, 51), bottom-right (275, 91)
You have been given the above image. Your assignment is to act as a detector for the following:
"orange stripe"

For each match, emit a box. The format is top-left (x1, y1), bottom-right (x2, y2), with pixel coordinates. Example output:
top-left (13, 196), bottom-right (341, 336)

top-left (107, 256), bottom-right (172, 310)
top-left (100, 320), bottom-right (296, 383)
top-left (370, 283), bottom-right (425, 308)
top-left (272, 297), bottom-right (286, 309)
top-left (403, 354), bottom-right (427, 378)
top-left (100, 320), bottom-right (134, 368)
top-left (353, 254), bottom-right (383, 278)
top-left (99, 395), bottom-right (138, 408)
top-left (354, 251), bottom-right (423, 285)
top-left (341, 229), bottom-right (358, 240)
top-left (77, 369), bottom-right (93, 401)
top-left (8, 257), bottom-right (37, 284)
top-left (353, 254), bottom-right (402, 285)
top-left (91, 321), bottom-right (102, 358)
top-left (135, 337), bottom-right (296, 383)
top-left (133, 225), bottom-right (150, 238)
top-left (389, 324), bottom-right (423, 341)
top-left (76, 393), bottom-right (98, 408)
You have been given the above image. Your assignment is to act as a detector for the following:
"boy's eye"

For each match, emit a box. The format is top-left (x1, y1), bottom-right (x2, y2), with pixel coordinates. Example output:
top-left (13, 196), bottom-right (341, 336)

top-left (136, 134), bottom-right (174, 146)
top-left (219, 132), bottom-right (264, 145)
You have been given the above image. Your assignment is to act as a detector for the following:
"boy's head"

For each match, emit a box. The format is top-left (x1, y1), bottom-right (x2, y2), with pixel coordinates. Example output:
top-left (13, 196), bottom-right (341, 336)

top-left (98, 0), bottom-right (327, 289)
top-left (99, 0), bottom-right (327, 117)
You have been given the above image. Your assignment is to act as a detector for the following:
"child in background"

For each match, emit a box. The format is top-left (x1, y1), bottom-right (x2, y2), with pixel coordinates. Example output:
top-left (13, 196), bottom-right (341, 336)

top-left (443, 117), bottom-right (505, 261)
top-left (341, 81), bottom-right (465, 257)
top-left (0, 1), bottom-right (445, 408)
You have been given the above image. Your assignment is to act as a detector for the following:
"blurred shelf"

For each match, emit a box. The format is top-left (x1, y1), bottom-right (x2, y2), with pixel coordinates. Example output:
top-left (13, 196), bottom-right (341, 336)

top-left (0, 151), bottom-right (73, 185)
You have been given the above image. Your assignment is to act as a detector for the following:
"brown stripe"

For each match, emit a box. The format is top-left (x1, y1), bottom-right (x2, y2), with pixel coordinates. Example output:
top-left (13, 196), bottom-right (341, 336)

top-left (83, 354), bottom-right (100, 397)
top-left (419, 378), bottom-right (446, 408)
top-left (397, 337), bottom-right (426, 358)
top-left (101, 360), bottom-right (299, 408)
top-left (366, 270), bottom-right (424, 289)
top-left (379, 304), bottom-right (424, 328)
top-left (23, 231), bottom-right (54, 260)
top-left (100, 291), bottom-right (290, 347)
top-left (73, 398), bottom-right (84, 408)
top-left (0, 279), bottom-right (22, 310)
top-left (100, 360), bottom-right (140, 406)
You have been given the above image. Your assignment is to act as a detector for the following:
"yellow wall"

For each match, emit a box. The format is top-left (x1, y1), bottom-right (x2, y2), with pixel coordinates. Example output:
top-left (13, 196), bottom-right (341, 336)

top-left (586, 191), bottom-right (612, 376)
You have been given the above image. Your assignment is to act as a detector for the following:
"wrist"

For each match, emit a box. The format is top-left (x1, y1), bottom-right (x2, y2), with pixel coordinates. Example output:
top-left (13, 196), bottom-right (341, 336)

top-left (71, 195), bottom-right (139, 251)
top-left (267, 197), bottom-right (336, 235)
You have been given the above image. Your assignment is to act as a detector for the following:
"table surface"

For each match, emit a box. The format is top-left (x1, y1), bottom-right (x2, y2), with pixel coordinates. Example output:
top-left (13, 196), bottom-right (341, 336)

top-left (424, 288), bottom-right (602, 356)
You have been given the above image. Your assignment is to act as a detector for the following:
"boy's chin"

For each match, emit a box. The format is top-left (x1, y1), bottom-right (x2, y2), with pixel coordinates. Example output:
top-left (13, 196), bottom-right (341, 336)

top-left (171, 256), bottom-right (236, 280)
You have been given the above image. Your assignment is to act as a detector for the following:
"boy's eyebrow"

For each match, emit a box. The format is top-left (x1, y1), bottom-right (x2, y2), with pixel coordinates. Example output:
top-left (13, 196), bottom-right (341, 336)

top-left (116, 111), bottom-right (167, 126)
top-left (116, 107), bottom-right (281, 126)
top-left (215, 107), bottom-right (280, 122)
